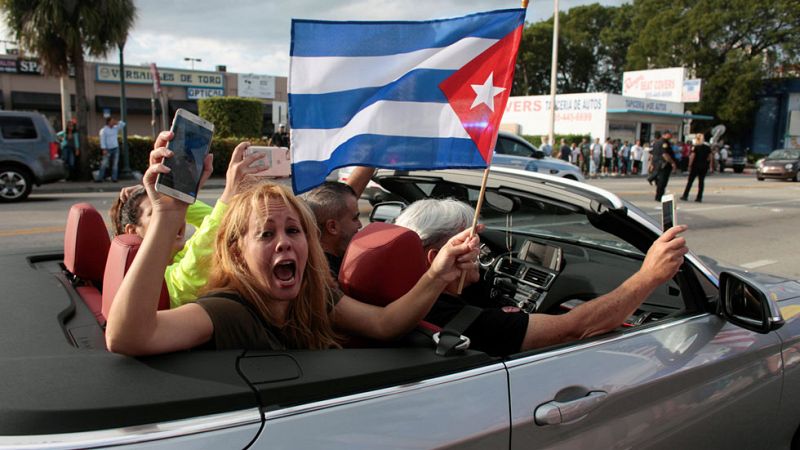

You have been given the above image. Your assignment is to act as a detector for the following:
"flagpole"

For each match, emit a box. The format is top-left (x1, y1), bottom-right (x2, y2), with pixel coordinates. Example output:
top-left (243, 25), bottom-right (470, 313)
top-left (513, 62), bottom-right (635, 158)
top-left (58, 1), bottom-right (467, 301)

top-left (456, 0), bottom-right (529, 294)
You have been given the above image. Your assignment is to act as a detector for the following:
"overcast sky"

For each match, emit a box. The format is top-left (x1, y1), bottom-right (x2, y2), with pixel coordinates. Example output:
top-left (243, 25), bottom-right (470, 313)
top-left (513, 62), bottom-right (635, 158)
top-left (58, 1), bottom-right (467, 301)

top-left (1, 0), bottom-right (627, 76)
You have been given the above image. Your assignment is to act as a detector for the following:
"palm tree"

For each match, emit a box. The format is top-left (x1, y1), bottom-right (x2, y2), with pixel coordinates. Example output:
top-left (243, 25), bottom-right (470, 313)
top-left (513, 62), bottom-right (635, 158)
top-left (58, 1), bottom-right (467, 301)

top-left (0, 0), bottom-right (136, 179)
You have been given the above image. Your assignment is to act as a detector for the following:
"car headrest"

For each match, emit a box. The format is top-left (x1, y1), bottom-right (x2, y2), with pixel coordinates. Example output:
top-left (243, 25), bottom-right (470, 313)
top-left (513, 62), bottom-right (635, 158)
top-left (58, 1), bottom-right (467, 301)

top-left (338, 222), bottom-right (427, 307)
top-left (63, 203), bottom-right (110, 285)
top-left (101, 234), bottom-right (170, 320)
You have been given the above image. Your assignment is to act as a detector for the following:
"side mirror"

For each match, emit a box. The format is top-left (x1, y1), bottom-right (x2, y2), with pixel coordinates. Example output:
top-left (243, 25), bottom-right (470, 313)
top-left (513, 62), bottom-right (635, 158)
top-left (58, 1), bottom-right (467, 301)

top-left (533, 150), bottom-right (545, 159)
top-left (719, 271), bottom-right (784, 334)
top-left (369, 201), bottom-right (406, 223)
top-left (484, 191), bottom-right (518, 214)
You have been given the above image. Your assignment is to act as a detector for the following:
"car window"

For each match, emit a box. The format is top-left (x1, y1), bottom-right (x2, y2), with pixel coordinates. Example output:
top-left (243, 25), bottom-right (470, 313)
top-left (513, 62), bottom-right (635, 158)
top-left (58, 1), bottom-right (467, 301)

top-left (0, 116), bottom-right (38, 140)
top-left (497, 137), bottom-right (533, 157)
top-left (416, 181), bottom-right (641, 256)
top-left (768, 149), bottom-right (800, 159)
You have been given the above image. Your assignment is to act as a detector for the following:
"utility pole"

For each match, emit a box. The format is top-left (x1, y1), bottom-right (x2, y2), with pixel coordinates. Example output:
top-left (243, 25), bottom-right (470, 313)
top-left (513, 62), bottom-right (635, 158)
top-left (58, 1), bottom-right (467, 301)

top-left (547, 0), bottom-right (560, 148)
top-left (118, 40), bottom-right (131, 179)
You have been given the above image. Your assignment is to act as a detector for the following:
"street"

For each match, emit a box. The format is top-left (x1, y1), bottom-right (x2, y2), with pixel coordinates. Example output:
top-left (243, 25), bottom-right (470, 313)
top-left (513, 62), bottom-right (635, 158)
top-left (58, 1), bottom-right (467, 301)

top-left (0, 172), bottom-right (798, 280)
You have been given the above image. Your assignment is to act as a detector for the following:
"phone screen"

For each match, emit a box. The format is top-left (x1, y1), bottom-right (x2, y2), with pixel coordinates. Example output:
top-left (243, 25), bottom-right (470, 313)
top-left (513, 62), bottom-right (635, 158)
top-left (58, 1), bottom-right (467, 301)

top-left (159, 113), bottom-right (213, 200)
top-left (661, 197), bottom-right (675, 231)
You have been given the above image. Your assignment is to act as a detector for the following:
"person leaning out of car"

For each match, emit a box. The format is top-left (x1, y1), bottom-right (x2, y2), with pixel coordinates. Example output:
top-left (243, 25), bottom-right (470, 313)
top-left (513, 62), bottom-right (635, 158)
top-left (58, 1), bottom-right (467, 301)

top-left (104, 136), bottom-right (480, 355)
top-left (394, 198), bottom-right (689, 355)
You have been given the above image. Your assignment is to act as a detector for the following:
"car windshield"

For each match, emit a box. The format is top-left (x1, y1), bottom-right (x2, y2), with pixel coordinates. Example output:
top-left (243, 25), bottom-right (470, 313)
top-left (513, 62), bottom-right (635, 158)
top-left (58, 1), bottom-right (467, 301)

top-left (413, 180), bottom-right (642, 256)
top-left (768, 149), bottom-right (800, 159)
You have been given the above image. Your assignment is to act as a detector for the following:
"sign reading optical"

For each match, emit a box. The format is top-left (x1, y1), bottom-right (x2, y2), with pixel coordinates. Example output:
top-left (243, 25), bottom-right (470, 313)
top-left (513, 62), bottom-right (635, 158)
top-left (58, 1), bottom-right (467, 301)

top-left (96, 64), bottom-right (224, 89)
top-left (187, 87), bottom-right (224, 100)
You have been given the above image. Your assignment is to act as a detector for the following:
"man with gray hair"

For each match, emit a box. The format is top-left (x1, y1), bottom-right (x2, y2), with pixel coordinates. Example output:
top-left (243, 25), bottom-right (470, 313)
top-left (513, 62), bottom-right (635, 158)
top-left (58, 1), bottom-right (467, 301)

top-left (302, 167), bottom-right (375, 276)
top-left (395, 198), bottom-right (688, 355)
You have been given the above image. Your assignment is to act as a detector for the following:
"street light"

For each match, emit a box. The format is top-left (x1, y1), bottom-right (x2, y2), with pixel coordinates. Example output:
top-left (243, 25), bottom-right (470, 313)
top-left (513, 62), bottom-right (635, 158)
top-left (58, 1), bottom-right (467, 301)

top-left (118, 39), bottom-right (131, 179)
top-left (184, 57), bottom-right (201, 70)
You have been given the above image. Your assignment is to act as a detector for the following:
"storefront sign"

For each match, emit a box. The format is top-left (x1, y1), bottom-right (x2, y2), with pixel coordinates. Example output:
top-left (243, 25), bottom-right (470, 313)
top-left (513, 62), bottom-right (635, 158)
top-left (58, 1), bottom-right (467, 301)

top-left (187, 87), bottom-right (224, 100)
top-left (0, 59), bottom-right (17, 73)
top-left (682, 79), bottom-right (702, 103)
top-left (622, 67), bottom-right (686, 102)
top-left (502, 93), bottom-right (607, 137)
top-left (238, 73), bottom-right (275, 99)
top-left (17, 59), bottom-right (43, 74)
top-left (96, 64), bottom-right (224, 89)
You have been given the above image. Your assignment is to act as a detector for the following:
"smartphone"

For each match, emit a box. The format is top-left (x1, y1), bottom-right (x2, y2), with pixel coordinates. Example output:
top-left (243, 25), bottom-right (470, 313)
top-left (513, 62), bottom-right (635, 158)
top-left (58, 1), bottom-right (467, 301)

top-left (155, 109), bottom-right (214, 204)
top-left (245, 146), bottom-right (292, 177)
top-left (661, 194), bottom-right (676, 231)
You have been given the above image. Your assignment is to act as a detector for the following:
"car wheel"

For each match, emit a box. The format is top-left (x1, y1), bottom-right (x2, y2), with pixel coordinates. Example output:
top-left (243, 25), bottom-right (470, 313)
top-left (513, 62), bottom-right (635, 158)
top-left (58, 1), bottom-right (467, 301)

top-left (794, 171), bottom-right (800, 182)
top-left (757, 176), bottom-right (765, 181)
top-left (0, 165), bottom-right (33, 202)
top-left (734, 166), bottom-right (744, 174)
top-left (563, 175), bottom-right (578, 181)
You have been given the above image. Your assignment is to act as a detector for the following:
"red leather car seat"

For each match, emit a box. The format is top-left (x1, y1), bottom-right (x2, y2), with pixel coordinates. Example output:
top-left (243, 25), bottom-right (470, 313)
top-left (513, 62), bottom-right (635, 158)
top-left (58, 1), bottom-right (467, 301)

top-left (63, 203), bottom-right (111, 324)
top-left (101, 234), bottom-right (170, 321)
top-left (338, 222), bottom-right (441, 346)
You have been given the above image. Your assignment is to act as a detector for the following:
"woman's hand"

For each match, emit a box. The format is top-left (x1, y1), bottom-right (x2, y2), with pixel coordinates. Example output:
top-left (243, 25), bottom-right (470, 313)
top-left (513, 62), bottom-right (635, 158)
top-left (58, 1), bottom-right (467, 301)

top-left (428, 225), bottom-right (483, 284)
top-left (142, 131), bottom-right (212, 215)
top-left (219, 141), bottom-right (269, 204)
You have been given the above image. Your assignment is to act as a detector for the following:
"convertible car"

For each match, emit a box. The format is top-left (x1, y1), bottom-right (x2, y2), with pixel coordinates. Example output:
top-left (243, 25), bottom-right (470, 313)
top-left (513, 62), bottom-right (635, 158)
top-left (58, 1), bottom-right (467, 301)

top-left (2, 167), bottom-right (799, 449)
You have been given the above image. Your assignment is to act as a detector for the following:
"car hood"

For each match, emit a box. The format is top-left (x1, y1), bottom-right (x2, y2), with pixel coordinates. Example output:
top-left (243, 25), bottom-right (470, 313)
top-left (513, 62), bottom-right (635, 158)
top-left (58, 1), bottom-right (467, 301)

top-left (698, 255), bottom-right (800, 302)
top-left (763, 159), bottom-right (798, 165)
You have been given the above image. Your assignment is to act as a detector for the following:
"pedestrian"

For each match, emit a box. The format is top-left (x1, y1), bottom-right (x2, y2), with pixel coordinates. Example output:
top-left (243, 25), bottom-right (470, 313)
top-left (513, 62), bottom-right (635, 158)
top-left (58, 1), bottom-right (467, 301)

top-left (57, 118), bottom-right (80, 180)
top-left (630, 140), bottom-right (643, 175)
top-left (719, 144), bottom-right (729, 173)
top-left (602, 138), bottom-right (613, 177)
top-left (649, 131), bottom-right (677, 202)
top-left (619, 140), bottom-right (630, 176)
top-left (641, 142), bottom-right (651, 177)
top-left (580, 137), bottom-right (590, 176)
top-left (559, 138), bottom-right (571, 162)
top-left (712, 145), bottom-right (720, 173)
top-left (590, 137), bottom-right (602, 179)
top-left (96, 117), bottom-right (125, 182)
top-left (539, 136), bottom-right (552, 157)
top-left (570, 142), bottom-right (581, 166)
top-left (680, 140), bottom-right (691, 173)
top-left (271, 124), bottom-right (290, 148)
top-left (680, 133), bottom-right (713, 203)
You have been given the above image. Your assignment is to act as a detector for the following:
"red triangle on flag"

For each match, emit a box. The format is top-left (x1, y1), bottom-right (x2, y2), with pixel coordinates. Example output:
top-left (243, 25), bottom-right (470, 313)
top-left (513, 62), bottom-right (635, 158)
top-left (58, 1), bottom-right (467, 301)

top-left (439, 25), bottom-right (522, 163)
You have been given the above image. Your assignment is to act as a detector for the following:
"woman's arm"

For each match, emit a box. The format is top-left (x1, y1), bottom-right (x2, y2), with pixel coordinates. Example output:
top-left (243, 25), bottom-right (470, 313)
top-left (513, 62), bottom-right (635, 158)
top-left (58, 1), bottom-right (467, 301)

top-left (333, 228), bottom-right (480, 340)
top-left (105, 133), bottom-right (215, 356)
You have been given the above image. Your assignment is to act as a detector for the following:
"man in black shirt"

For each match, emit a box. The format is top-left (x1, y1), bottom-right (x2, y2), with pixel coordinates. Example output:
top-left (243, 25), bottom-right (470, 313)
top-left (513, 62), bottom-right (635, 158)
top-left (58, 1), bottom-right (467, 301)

top-left (681, 133), bottom-right (713, 202)
top-left (650, 131), bottom-right (678, 201)
top-left (271, 124), bottom-right (290, 148)
top-left (395, 198), bottom-right (688, 356)
top-left (303, 167), bottom-right (375, 277)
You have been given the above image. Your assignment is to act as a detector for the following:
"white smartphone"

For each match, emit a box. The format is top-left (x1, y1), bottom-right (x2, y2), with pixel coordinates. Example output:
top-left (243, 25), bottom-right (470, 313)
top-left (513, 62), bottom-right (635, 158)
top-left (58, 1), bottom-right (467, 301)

top-left (155, 109), bottom-right (214, 204)
top-left (661, 194), bottom-right (676, 231)
top-left (245, 146), bottom-right (292, 177)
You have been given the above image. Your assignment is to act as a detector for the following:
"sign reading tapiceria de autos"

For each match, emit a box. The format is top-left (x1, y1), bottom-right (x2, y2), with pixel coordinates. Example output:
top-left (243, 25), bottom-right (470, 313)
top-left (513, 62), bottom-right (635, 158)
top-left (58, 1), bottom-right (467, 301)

top-left (95, 63), bottom-right (224, 89)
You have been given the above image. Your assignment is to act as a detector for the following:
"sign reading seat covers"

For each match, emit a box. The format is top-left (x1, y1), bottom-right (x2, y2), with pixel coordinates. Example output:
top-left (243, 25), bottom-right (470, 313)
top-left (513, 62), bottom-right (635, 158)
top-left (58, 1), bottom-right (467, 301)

top-left (288, 9), bottom-right (525, 193)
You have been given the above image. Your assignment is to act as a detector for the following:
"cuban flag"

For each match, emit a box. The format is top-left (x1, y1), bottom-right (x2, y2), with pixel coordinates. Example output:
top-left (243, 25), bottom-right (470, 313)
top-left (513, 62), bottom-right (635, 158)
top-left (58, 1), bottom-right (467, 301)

top-left (289, 9), bottom-right (526, 193)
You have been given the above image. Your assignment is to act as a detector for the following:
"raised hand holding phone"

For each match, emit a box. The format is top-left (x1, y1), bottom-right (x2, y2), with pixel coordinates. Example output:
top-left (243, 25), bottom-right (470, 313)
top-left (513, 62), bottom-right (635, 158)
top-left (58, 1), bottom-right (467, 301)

top-left (155, 109), bottom-right (214, 204)
top-left (661, 194), bottom-right (676, 231)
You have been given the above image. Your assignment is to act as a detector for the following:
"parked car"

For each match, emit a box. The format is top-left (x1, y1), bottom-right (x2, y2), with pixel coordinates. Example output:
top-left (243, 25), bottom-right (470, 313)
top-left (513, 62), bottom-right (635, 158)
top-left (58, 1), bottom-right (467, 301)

top-left (729, 145), bottom-right (748, 174)
top-left (493, 131), bottom-right (585, 181)
top-left (756, 148), bottom-right (800, 181)
top-left (1, 167), bottom-right (799, 449)
top-left (0, 111), bottom-right (65, 202)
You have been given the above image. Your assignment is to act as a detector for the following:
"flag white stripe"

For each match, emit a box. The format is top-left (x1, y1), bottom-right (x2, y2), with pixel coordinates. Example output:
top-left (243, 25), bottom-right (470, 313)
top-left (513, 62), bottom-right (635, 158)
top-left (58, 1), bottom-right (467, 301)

top-left (292, 101), bottom-right (470, 163)
top-left (290, 37), bottom-right (498, 95)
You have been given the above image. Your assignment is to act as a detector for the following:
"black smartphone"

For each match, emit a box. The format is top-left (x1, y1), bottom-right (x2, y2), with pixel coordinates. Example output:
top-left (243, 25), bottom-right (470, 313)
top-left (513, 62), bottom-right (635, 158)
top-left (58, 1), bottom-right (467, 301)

top-left (661, 194), bottom-right (676, 231)
top-left (155, 109), bottom-right (214, 204)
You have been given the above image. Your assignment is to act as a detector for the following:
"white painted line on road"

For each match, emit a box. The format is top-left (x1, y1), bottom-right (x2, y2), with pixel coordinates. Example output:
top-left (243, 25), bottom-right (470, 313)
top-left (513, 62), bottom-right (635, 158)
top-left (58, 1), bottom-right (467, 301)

top-left (740, 259), bottom-right (778, 269)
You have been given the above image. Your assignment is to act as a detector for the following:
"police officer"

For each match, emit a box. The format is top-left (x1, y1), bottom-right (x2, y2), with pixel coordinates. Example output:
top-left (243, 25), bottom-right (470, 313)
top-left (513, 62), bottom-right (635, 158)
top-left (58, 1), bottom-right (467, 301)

top-left (649, 131), bottom-right (677, 201)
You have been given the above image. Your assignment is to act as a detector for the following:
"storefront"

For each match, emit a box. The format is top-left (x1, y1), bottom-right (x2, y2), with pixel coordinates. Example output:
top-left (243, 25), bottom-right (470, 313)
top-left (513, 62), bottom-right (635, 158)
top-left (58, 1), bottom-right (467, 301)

top-left (0, 54), bottom-right (288, 137)
top-left (502, 92), bottom-right (712, 144)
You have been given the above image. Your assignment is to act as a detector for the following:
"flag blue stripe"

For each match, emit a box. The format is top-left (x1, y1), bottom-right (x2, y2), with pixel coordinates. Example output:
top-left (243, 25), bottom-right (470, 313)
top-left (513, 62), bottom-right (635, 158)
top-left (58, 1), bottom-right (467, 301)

top-left (289, 69), bottom-right (452, 129)
top-left (291, 9), bottom-right (525, 57)
top-left (291, 135), bottom-right (485, 193)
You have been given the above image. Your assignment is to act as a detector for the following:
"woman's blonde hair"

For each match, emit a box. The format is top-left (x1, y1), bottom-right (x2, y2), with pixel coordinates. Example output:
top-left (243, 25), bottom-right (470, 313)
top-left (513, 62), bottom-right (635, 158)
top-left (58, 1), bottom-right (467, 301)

top-left (203, 182), bottom-right (341, 349)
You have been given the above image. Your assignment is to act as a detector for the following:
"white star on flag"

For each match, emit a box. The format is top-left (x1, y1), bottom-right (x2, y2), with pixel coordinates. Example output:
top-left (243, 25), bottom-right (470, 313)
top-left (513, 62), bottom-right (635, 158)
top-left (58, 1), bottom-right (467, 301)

top-left (470, 72), bottom-right (506, 112)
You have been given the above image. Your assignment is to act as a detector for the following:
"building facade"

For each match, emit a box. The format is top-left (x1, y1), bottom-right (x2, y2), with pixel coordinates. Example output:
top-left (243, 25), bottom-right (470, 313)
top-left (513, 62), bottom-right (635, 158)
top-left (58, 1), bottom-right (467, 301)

top-left (0, 54), bottom-right (288, 137)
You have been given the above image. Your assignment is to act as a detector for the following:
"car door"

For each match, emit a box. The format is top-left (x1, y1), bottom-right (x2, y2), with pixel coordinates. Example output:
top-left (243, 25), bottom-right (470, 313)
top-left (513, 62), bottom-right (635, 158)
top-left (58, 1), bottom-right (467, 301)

top-left (507, 269), bottom-right (783, 449)
top-left (245, 348), bottom-right (510, 449)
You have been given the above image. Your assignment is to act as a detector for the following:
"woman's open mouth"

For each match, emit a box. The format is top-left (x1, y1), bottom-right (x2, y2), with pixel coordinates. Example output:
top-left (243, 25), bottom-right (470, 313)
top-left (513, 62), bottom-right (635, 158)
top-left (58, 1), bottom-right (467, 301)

top-left (273, 260), bottom-right (297, 286)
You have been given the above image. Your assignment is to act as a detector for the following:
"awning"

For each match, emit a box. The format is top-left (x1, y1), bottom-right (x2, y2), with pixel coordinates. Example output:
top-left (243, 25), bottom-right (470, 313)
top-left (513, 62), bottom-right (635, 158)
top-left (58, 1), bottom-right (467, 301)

top-left (11, 91), bottom-right (63, 111)
top-left (168, 100), bottom-right (198, 115)
top-left (96, 95), bottom-right (161, 114)
top-left (607, 109), bottom-right (714, 120)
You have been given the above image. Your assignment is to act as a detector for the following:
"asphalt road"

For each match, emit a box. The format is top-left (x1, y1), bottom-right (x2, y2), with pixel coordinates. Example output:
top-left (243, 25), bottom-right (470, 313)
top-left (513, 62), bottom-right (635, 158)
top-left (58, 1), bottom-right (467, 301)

top-left (1, 171), bottom-right (798, 281)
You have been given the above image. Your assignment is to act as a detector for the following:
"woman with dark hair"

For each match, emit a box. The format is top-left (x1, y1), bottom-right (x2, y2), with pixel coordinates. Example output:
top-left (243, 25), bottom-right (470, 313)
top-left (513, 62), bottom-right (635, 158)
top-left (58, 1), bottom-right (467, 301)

top-left (57, 119), bottom-right (80, 180)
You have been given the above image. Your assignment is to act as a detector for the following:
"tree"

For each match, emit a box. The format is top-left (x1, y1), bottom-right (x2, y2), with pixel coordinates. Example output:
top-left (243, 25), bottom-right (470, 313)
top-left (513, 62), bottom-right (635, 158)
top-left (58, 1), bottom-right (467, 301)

top-left (626, 0), bottom-right (800, 140)
top-left (512, 4), bottom-right (633, 96)
top-left (1, 0), bottom-right (136, 179)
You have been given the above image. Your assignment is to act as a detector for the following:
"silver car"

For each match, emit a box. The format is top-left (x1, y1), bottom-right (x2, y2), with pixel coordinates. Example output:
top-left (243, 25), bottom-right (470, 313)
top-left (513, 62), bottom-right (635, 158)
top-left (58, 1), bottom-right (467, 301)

top-left (1, 167), bottom-right (798, 449)
top-left (493, 131), bottom-right (585, 181)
